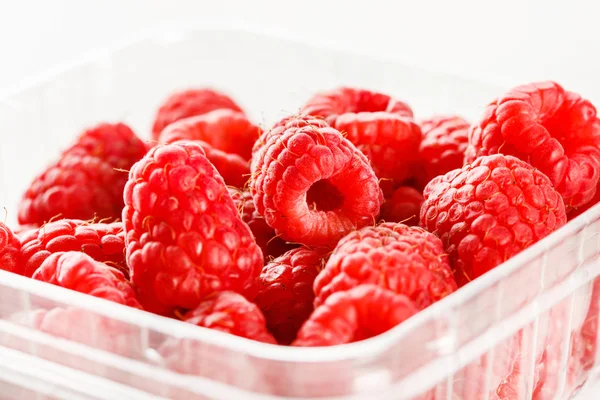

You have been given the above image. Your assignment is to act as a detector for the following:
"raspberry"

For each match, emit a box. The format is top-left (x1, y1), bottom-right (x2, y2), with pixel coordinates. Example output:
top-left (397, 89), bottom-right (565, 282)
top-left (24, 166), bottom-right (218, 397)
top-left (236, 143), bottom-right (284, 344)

top-left (253, 246), bottom-right (328, 344)
top-left (466, 81), bottom-right (600, 209)
top-left (379, 186), bottom-right (424, 225)
top-left (32, 251), bottom-right (141, 308)
top-left (416, 115), bottom-right (470, 188)
top-left (159, 109), bottom-right (260, 160)
top-left (0, 222), bottom-right (21, 274)
top-left (420, 154), bottom-right (567, 286)
top-left (180, 291), bottom-right (276, 343)
top-left (152, 88), bottom-right (243, 139)
top-left (568, 182), bottom-right (600, 220)
top-left (293, 284), bottom-right (417, 346)
top-left (314, 223), bottom-right (456, 309)
top-left (18, 123), bottom-right (147, 226)
top-left (19, 219), bottom-right (127, 278)
top-left (302, 87), bottom-right (421, 184)
top-left (201, 143), bottom-right (250, 188)
top-left (228, 188), bottom-right (295, 259)
top-left (123, 141), bottom-right (263, 314)
top-left (250, 116), bottom-right (383, 247)
top-left (253, 114), bottom-right (329, 156)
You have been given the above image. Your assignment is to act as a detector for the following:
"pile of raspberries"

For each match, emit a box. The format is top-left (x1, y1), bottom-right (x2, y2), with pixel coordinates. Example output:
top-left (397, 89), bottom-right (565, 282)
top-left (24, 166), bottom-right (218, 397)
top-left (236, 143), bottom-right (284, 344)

top-left (2, 82), bottom-right (600, 397)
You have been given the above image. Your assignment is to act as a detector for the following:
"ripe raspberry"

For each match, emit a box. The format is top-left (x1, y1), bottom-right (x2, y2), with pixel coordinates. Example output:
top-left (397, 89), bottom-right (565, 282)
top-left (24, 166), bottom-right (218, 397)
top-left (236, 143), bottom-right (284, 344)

top-left (568, 182), bottom-right (600, 220)
top-left (152, 88), bottom-right (243, 139)
top-left (416, 115), bottom-right (470, 188)
top-left (379, 186), bottom-right (424, 225)
top-left (314, 223), bottom-right (456, 309)
top-left (32, 251), bottom-right (141, 308)
top-left (123, 141), bottom-right (263, 314)
top-left (302, 87), bottom-right (421, 184)
top-left (228, 188), bottom-right (294, 259)
top-left (19, 219), bottom-right (127, 278)
top-left (18, 122), bottom-right (147, 226)
top-left (0, 222), bottom-right (22, 274)
top-left (420, 154), bottom-right (567, 286)
top-left (180, 291), bottom-right (276, 343)
top-left (159, 109), bottom-right (260, 160)
top-left (252, 114), bottom-right (329, 156)
top-left (466, 81), bottom-right (600, 209)
top-left (250, 117), bottom-right (383, 247)
top-left (253, 246), bottom-right (328, 344)
top-left (293, 284), bottom-right (418, 346)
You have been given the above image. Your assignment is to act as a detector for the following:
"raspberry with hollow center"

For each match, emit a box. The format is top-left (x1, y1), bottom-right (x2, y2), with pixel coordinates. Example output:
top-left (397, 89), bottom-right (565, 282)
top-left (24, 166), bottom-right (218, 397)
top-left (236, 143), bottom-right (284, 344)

top-left (19, 219), bottom-right (127, 278)
top-left (466, 81), bottom-right (600, 209)
top-left (416, 115), bottom-right (470, 189)
top-left (314, 222), bottom-right (457, 309)
top-left (18, 122), bottom-right (147, 226)
top-left (0, 222), bottom-right (22, 275)
top-left (32, 251), bottom-right (141, 308)
top-left (228, 188), bottom-right (295, 260)
top-left (159, 109), bottom-right (260, 160)
top-left (254, 246), bottom-right (329, 344)
top-left (250, 115), bottom-right (383, 247)
top-left (301, 87), bottom-right (421, 184)
top-left (420, 154), bottom-right (567, 286)
top-left (152, 88), bottom-right (243, 139)
top-left (293, 284), bottom-right (418, 347)
top-left (180, 291), bottom-right (276, 344)
top-left (123, 141), bottom-right (263, 314)
top-left (379, 186), bottom-right (424, 225)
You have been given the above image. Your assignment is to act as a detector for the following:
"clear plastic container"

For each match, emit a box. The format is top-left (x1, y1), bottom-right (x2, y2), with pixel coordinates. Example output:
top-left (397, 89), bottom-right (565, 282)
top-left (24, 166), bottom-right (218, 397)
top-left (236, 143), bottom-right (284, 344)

top-left (1, 25), bottom-right (600, 400)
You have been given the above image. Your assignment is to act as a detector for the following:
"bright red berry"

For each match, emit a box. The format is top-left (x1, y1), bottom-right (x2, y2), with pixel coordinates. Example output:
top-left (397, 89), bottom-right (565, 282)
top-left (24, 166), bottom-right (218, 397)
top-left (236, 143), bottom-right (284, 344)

top-left (200, 143), bottom-right (249, 188)
top-left (180, 291), bottom-right (276, 343)
top-left (19, 219), bottom-right (127, 278)
top-left (379, 186), bottom-right (424, 225)
top-left (254, 246), bottom-right (328, 344)
top-left (228, 188), bottom-right (295, 260)
top-left (0, 222), bottom-right (22, 275)
top-left (416, 115), bottom-right (470, 189)
top-left (152, 88), bottom-right (243, 139)
top-left (123, 141), bottom-right (263, 314)
top-left (314, 222), bottom-right (456, 309)
top-left (32, 251), bottom-right (141, 308)
top-left (293, 284), bottom-right (418, 346)
top-left (466, 81), bottom-right (600, 210)
top-left (302, 87), bottom-right (421, 184)
top-left (250, 115), bottom-right (383, 247)
top-left (420, 154), bottom-right (567, 286)
top-left (159, 109), bottom-right (260, 160)
top-left (18, 123), bottom-right (147, 226)
top-left (253, 114), bottom-right (329, 156)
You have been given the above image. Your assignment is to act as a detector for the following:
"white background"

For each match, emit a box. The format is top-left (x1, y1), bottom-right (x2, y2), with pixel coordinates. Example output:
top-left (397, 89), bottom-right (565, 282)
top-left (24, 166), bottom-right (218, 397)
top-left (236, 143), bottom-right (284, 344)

top-left (1, 0), bottom-right (599, 398)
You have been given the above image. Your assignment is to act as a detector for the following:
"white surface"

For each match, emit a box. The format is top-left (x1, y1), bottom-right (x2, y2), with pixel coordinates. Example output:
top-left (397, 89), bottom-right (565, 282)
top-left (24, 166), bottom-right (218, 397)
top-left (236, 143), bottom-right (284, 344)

top-left (1, 1), bottom-right (600, 398)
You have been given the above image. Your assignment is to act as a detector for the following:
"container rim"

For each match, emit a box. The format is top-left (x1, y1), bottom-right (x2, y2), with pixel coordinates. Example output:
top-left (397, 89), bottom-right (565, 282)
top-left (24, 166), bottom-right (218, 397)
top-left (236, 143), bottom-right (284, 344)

top-left (1, 21), bottom-right (598, 365)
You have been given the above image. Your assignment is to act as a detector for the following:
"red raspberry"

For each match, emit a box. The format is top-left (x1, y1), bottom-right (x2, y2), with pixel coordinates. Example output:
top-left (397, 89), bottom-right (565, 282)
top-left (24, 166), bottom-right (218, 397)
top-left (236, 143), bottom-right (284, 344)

top-left (302, 87), bottom-right (421, 184)
top-left (32, 251), bottom-right (141, 308)
top-left (180, 291), bottom-right (276, 343)
top-left (420, 154), bottom-right (567, 286)
top-left (18, 123), bottom-right (147, 226)
top-left (314, 223), bottom-right (456, 309)
top-left (19, 219), bottom-right (127, 278)
top-left (253, 246), bottom-right (328, 344)
top-left (416, 115), bottom-right (470, 188)
top-left (152, 88), bottom-right (244, 139)
top-left (159, 109), bottom-right (260, 160)
top-left (293, 284), bottom-right (418, 346)
top-left (250, 116), bottom-right (383, 247)
top-left (123, 141), bottom-right (263, 314)
top-left (466, 81), bottom-right (600, 209)
top-left (228, 188), bottom-right (295, 259)
top-left (0, 222), bottom-right (21, 274)
top-left (201, 144), bottom-right (249, 188)
top-left (568, 182), bottom-right (600, 220)
top-left (379, 186), bottom-right (424, 225)
top-left (252, 114), bottom-right (329, 156)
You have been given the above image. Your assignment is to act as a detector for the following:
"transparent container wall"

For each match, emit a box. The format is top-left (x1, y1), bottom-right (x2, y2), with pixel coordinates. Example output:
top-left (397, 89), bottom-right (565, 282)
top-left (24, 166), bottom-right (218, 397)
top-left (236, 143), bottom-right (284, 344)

top-left (0, 27), bottom-right (600, 399)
